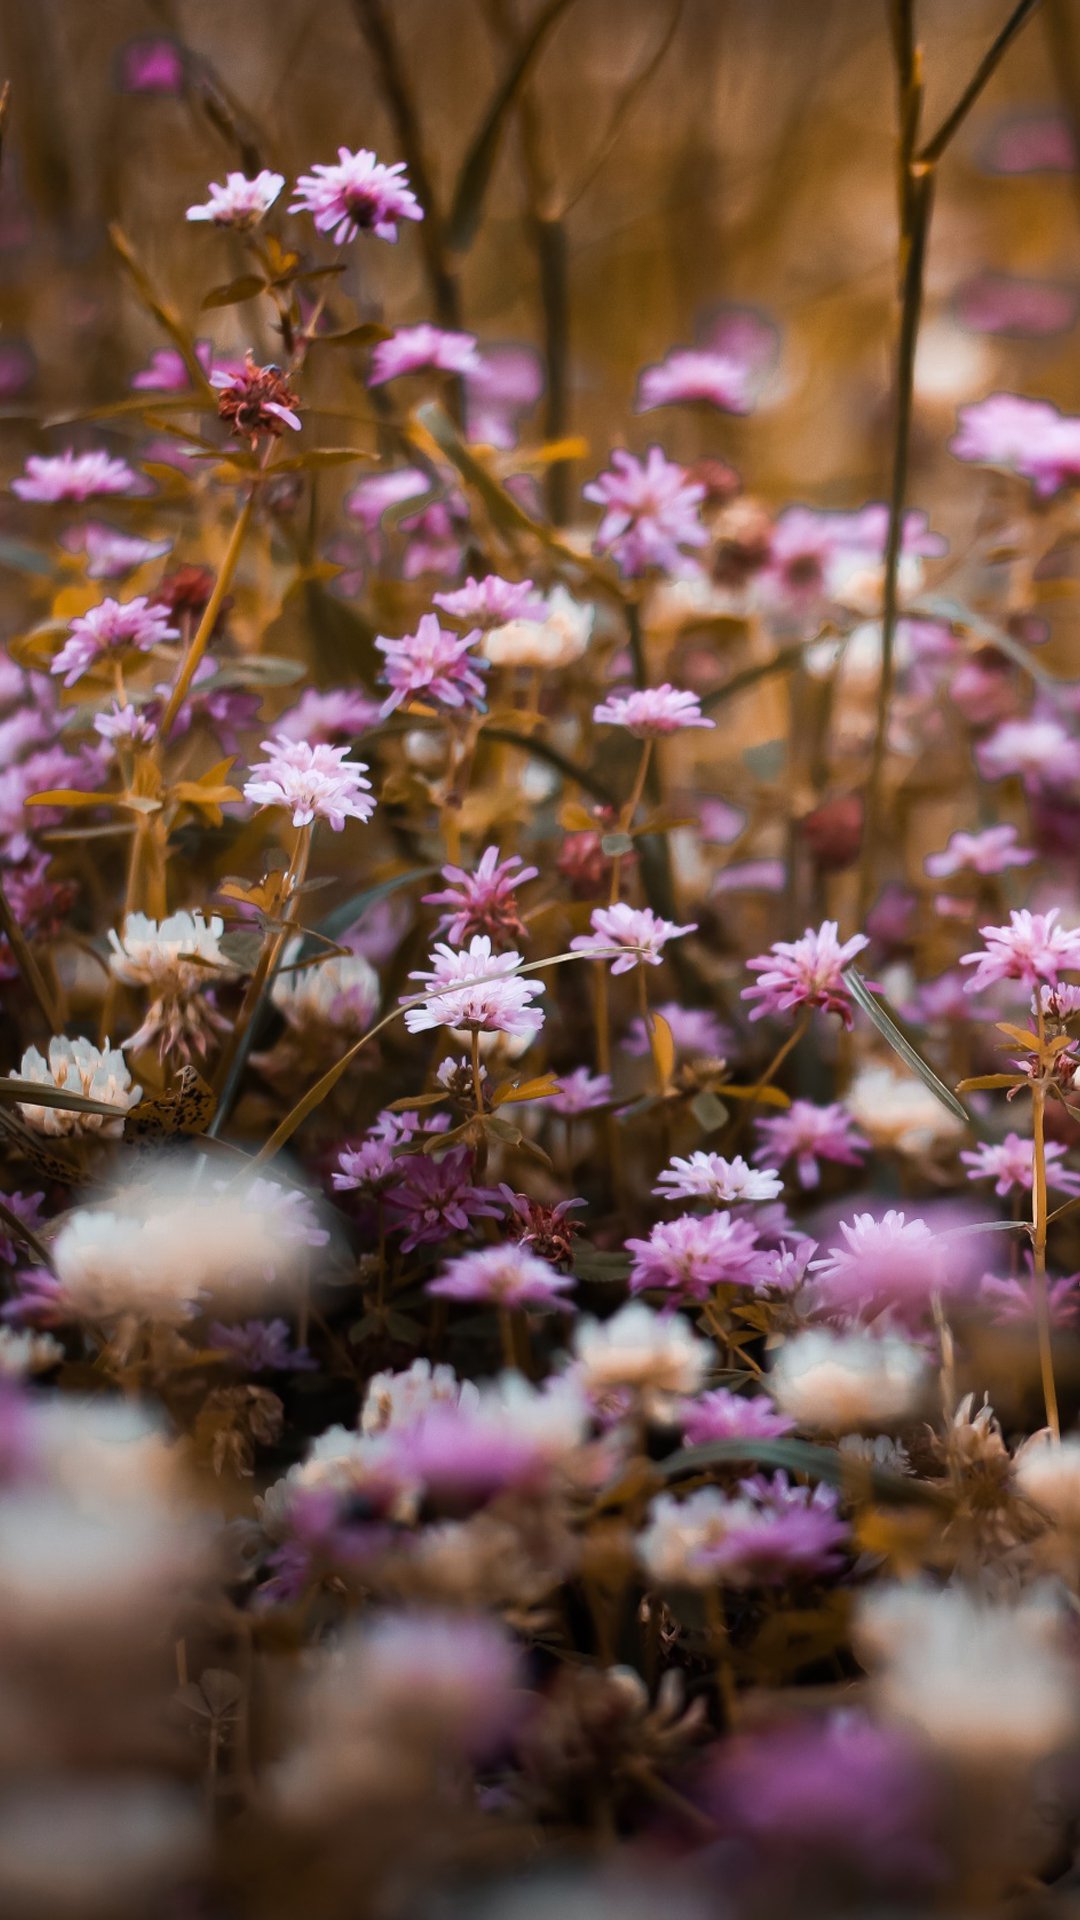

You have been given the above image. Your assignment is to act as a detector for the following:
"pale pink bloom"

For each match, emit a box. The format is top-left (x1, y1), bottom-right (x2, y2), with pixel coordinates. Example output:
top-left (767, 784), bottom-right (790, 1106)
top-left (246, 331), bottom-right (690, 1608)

top-left (332, 1110), bottom-right (438, 1193)
top-left (654, 1151), bottom-right (782, 1205)
top-left (984, 114), bottom-right (1076, 174)
top-left (186, 170), bottom-right (284, 226)
top-left (626, 1210), bottom-right (766, 1302)
top-left (754, 1100), bottom-right (869, 1189)
top-left (584, 446), bottom-right (707, 577)
top-left (274, 687), bottom-right (380, 746)
top-left (980, 1266), bottom-right (1080, 1328)
top-left (592, 683), bottom-right (715, 736)
top-left (808, 1211), bottom-right (946, 1320)
top-left (423, 846), bottom-right (538, 948)
top-left (950, 391), bottom-right (1080, 495)
top-left (956, 273), bottom-right (1080, 338)
top-left (637, 347), bottom-right (754, 414)
top-left (433, 575), bottom-right (544, 628)
top-left (962, 908), bottom-right (1080, 992)
top-left (464, 343), bottom-right (543, 448)
top-left (743, 921), bottom-right (869, 1025)
top-left (570, 902), bottom-right (696, 974)
top-left (977, 716), bottom-right (1080, 788)
top-left (547, 1068), bottom-right (613, 1115)
top-left (428, 1243), bottom-right (572, 1308)
top-left (376, 613), bottom-right (487, 717)
top-left (1039, 982), bottom-right (1080, 1020)
top-left (925, 823), bottom-right (1035, 877)
top-left (345, 466), bottom-right (430, 530)
top-left (623, 1001), bottom-right (730, 1059)
top-left (961, 1134), bottom-right (1080, 1199)
top-left (402, 935), bottom-right (544, 1041)
top-left (12, 449), bottom-right (140, 503)
top-left (759, 504), bottom-right (943, 616)
top-left (93, 702), bottom-right (158, 749)
top-left (369, 324), bottom-right (482, 386)
top-left (51, 596), bottom-right (179, 687)
top-left (64, 523), bottom-right (172, 580)
top-left (680, 1387), bottom-right (795, 1445)
top-left (243, 735), bottom-right (376, 830)
top-left (289, 147), bottom-right (423, 244)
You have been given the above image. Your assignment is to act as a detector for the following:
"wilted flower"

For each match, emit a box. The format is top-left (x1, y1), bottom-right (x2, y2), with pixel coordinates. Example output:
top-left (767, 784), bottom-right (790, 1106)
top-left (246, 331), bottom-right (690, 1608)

top-left (212, 353), bottom-right (301, 447)
top-left (186, 169), bottom-right (284, 226)
top-left (289, 147), bottom-right (423, 243)
top-left (244, 734), bottom-right (376, 829)
top-left (769, 1327), bottom-right (929, 1431)
top-left (584, 446), bottom-right (707, 576)
top-left (107, 910), bottom-right (235, 1056)
top-left (15, 1035), bottom-right (140, 1137)
top-left (12, 448), bottom-right (140, 503)
top-left (743, 921), bottom-right (868, 1025)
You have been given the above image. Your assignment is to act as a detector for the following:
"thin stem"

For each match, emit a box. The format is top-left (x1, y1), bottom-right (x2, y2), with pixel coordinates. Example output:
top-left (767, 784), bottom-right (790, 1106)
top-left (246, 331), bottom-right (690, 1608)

top-left (159, 487), bottom-right (257, 740)
top-left (0, 877), bottom-right (63, 1033)
top-left (609, 737), bottom-right (653, 904)
top-left (1031, 1027), bottom-right (1060, 1437)
top-left (918, 0), bottom-right (1045, 165)
top-left (470, 1028), bottom-right (485, 1114)
top-left (210, 825), bottom-right (313, 1109)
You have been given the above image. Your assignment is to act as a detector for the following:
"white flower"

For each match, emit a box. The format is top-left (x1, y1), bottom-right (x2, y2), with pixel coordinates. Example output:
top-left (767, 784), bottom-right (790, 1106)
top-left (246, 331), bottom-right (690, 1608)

top-left (360, 1357), bottom-right (471, 1435)
top-left (844, 1061), bottom-right (965, 1155)
top-left (15, 1035), bottom-right (140, 1138)
top-left (769, 1327), bottom-right (928, 1432)
top-left (1014, 1434), bottom-right (1080, 1530)
top-left (259, 1427), bottom-right (415, 1534)
top-left (653, 1151), bottom-right (783, 1205)
top-left (186, 169), bottom-right (285, 226)
top-left (0, 1491), bottom-right (207, 1642)
top-left (571, 1301), bottom-right (710, 1416)
top-left (108, 910), bottom-right (236, 1055)
top-left (637, 1486), bottom-right (745, 1587)
top-left (0, 1326), bottom-right (61, 1378)
top-left (482, 585), bottom-right (594, 668)
top-left (272, 950), bottom-right (379, 1035)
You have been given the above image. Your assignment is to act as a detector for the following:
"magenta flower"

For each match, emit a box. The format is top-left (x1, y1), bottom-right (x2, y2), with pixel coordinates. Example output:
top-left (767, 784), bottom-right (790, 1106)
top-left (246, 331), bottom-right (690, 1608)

top-left (592, 683), bottom-right (715, 736)
top-left (376, 613), bottom-right (487, 717)
top-left (961, 1134), bottom-right (1080, 1199)
top-left (289, 147), bottom-right (423, 244)
top-left (713, 1473), bottom-right (848, 1582)
top-left (961, 908), bottom-right (1080, 993)
top-left (976, 716), bottom-right (1080, 789)
top-left (680, 1387), bottom-right (795, 1445)
top-left (390, 1373), bottom-right (588, 1503)
top-left (384, 1149), bottom-right (503, 1252)
top-left (332, 1110), bottom-right (440, 1194)
top-left (210, 356), bottom-right (301, 445)
top-left (117, 36), bottom-right (184, 93)
top-left (980, 1265), bottom-right (1080, 1329)
top-left (654, 1151), bottom-right (783, 1205)
top-left (243, 735), bottom-right (376, 831)
top-left (743, 921), bottom-right (869, 1025)
top-left (369, 324), bottom-right (482, 386)
top-left (433, 575), bottom-right (544, 628)
top-left (64, 523), bottom-right (172, 580)
top-left (464, 343), bottom-right (543, 448)
top-left (808, 1210), bottom-right (946, 1320)
top-left (548, 1067), bottom-right (613, 1115)
top-left (186, 170), bottom-right (284, 227)
top-left (403, 935), bottom-right (545, 1041)
top-left (636, 346), bottom-right (754, 414)
top-left (423, 846), bottom-right (538, 948)
top-left (584, 446), bottom-right (707, 577)
top-left (626, 1210), bottom-right (766, 1302)
top-left (131, 345), bottom-right (211, 392)
top-left (428, 1242), bottom-right (572, 1308)
top-left (93, 702), bottom-right (158, 749)
top-left (570, 902), bottom-right (697, 974)
top-left (754, 1100), bottom-right (869, 1189)
top-left (950, 391), bottom-right (1080, 495)
top-left (13, 449), bottom-right (140, 503)
top-left (925, 823), bottom-right (1035, 877)
top-left (274, 687), bottom-right (380, 747)
top-left (51, 596), bottom-right (179, 687)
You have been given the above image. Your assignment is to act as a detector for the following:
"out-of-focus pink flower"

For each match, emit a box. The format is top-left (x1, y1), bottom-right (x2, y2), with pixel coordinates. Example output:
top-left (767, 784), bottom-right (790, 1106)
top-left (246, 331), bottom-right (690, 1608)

top-left (637, 346), bottom-right (754, 414)
top-left (93, 702), bottom-right (158, 749)
top-left (951, 392), bottom-right (1080, 495)
top-left (403, 935), bottom-right (545, 1041)
top-left (384, 1150), bottom-right (503, 1252)
top-left (743, 921), bottom-right (868, 1025)
top-left (961, 1134), bottom-right (1080, 1199)
top-left (243, 735), bottom-right (376, 830)
top-left (584, 447), bottom-right (707, 577)
top-left (12, 449), bottom-right (140, 503)
top-left (982, 113), bottom-right (1076, 175)
top-left (274, 687), bottom-right (380, 746)
top-left (626, 1211), bottom-right (766, 1302)
top-left (423, 847), bottom-right (538, 949)
top-left (463, 344), bottom-right (543, 448)
top-left (389, 1372), bottom-right (588, 1502)
top-left (962, 908), bottom-right (1080, 993)
top-left (680, 1386), bottom-right (795, 1444)
top-left (0, 341), bottom-right (34, 401)
top-left (547, 1068), bottom-right (613, 1115)
top-left (955, 273), bottom-right (1080, 338)
top-left (376, 613), bottom-right (487, 717)
top-left (428, 1241), bottom-right (572, 1308)
top-left (808, 1210), bottom-right (949, 1321)
top-left (571, 902), bottom-right (696, 974)
top-left (977, 715), bottom-right (1080, 789)
top-left (131, 344), bottom-right (209, 392)
top-left (369, 324), bottom-right (481, 386)
top-left (117, 37), bottom-right (185, 94)
top-left (925, 823), bottom-right (1035, 877)
top-left (654, 1151), bottom-right (782, 1205)
top-left (980, 1265), bottom-right (1080, 1328)
top-left (51, 595), bottom-right (178, 687)
top-left (346, 466), bottom-right (430, 531)
top-left (433, 575), bottom-right (544, 628)
top-left (289, 148), bottom-right (423, 244)
top-left (187, 171), bottom-right (284, 228)
top-left (623, 1001), bottom-right (731, 1060)
top-left (593, 683), bottom-right (715, 735)
top-left (209, 1318), bottom-right (315, 1372)
top-left (62, 523), bottom-right (172, 580)
top-left (754, 1100), bottom-right (869, 1189)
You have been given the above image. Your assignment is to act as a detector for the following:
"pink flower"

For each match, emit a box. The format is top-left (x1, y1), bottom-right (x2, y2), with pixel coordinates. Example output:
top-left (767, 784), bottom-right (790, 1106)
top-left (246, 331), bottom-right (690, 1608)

top-left (623, 1001), bottom-right (730, 1060)
top-left (289, 147), bottom-right (423, 244)
top-left (714, 1473), bottom-right (848, 1582)
top-left (428, 1242), bottom-right (572, 1308)
top-left (654, 1151), bottom-right (783, 1205)
top-left (961, 1134), bottom-right (1080, 1199)
top-left (925, 823), bottom-right (1035, 877)
top-left (584, 446), bottom-right (707, 577)
top-left (376, 613), bottom-right (487, 717)
top-left (384, 1150), bottom-right (503, 1252)
top-left (332, 1110), bottom-right (442, 1193)
top-left (570, 902), bottom-right (697, 974)
top-left (680, 1387), bottom-right (795, 1445)
top-left (754, 1101), bottom-right (869, 1189)
top-left (211, 355), bottom-right (301, 445)
top-left (369, 324), bottom-right (482, 386)
top-left (808, 1210), bottom-right (946, 1320)
top-left (463, 344), bottom-right (543, 449)
top-left (743, 921), bottom-right (869, 1025)
top-left (962, 908), bottom-right (1080, 993)
top-left (186, 170), bottom-right (284, 227)
top-left (433, 575), bottom-right (544, 628)
top-left (950, 391), bottom-right (1080, 495)
top-left (423, 846), bottom-right (538, 948)
top-left (117, 37), bottom-right (184, 93)
top-left (403, 935), bottom-right (545, 1041)
top-left (626, 1211), bottom-right (766, 1302)
top-left (637, 347), bottom-right (754, 414)
top-left (93, 702), bottom-right (158, 749)
top-left (273, 687), bottom-right (380, 746)
top-left (51, 595), bottom-right (179, 686)
top-left (12, 449), bottom-right (140, 503)
top-left (63, 523), bottom-right (172, 580)
top-left (977, 716), bottom-right (1080, 789)
top-left (548, 1068), bottom-right (613, 1115)
top-left (980, 1266), bottom-right (1080, 1328)
top-left (592, 683), bottom-right (715, 736)
top-left (243, 735), bottom-right (376, 831)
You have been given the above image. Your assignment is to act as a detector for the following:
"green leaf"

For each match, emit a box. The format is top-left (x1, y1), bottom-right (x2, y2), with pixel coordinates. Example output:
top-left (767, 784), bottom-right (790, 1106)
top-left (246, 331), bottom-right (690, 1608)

top-left (201, 274), bottom-right (268, 310)
top-left (0, 1078), bottom-right (128, 1118)
top-left (843, 965), bottom-right (974, 1129)
top-left (446, 0), bottom-right (580, 252)
top-left (313, 867), bottom-right (439, 948)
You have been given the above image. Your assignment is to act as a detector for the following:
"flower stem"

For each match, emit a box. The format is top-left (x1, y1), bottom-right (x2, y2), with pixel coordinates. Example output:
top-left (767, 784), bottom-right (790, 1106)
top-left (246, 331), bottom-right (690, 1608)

top-left (1031, 1061), bottom-right (1060, 1440)
top-left (159, 485), bottom-right (257, 740)
top-left (210, 824), bottom-right (313, 1112)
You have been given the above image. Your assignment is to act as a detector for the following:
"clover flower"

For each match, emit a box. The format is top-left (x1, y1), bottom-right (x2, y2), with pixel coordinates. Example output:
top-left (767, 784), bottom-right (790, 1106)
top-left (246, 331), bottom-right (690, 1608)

top-left (211, 353), bottom-right (301, 448)
top-left (623, 1000), bottom-right (730, 1059)
top-left (428, 1242), bottom-right (573, 1308)
top-left (961, 907), bottom-right (1080, 992)
top-left (626, 1210), bottom-right (766, 1302)
top-left (389, 1372), bottom-right (590, 1501)
top-left (423, 846), bottom-right (538, 948)
top-left (186, 169), bottom-right (284, 227)
top-left (481, 583), bottom-right (594, 667)
top-left (743, 920), bottom-right (869, 1024)
top-left (654, 1151), bottom-right (782, 1206)
top-left (15, 1036), bottom-right (140, 1138)
top-left (807, 1210), bottom-right (947, 1321)
top-left (376, 613), bottom-right (487, 716)
top-left (570, 902), bottom-right (697, 974)
top-left (107, 910), bottom-right (236, 1057)
top-left (547, 1067), bottom-right (613, 1115)
top-left (383, 1149), bottom-right (503, 1252)
top-left (402, 935), bottom-right (545, 1040)
top-left (289, 147), bottom-right (423, 243)
top-left (571, 1301), bottom-right (710, 1417)
top-left (592, 683), bottom-right (715, 735)
top-left (66, 523), bottom-right (172, 580)
top-left (12, 448), bottom-right (140, 502)
top-left (950, 391), bottom-right (1080, 496)
top-left (369, 324), bottom-right (482, 386)
top-left (273, 687), bottom-right (380, 746)
top-left (271, 951), bottom-right (379, 1036)
top-left (51, 595), bottom-right (179, 687)
top-left (360, 1357), bottom-right (470, 1436)
top-left (243, 734), bottom-right (376, 830)
top-left (638, 1478), bottom-right (846, 1588)
top-left (754, 1100), bottom-right (869, 1189)
top-left (680, 1387), bottom-right (795, 1445)
top-left (976, 715), bottom-right (1080, 789)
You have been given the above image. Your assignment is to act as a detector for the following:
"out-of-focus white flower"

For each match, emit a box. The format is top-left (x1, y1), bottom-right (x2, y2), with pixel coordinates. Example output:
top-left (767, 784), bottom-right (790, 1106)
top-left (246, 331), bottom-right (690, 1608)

top-left (272, 950), bottom-right (379, 1036)
top-left (360, 1357), bottom-right (469, 1435)
top-left (844, 1061), bottom-right (966, 1155)
top-left (571, 1301), bottom-right (710, 1417)
top-left (1014, 1433), bottom-right (1080, 1530)
top-left (0, 1326), bottom-right (61, 1377)
top-left (15, 1036), bottom-right (141, 1138)
top-left (769, 1327), bottom-right (929, 1432)
top-left (482, 585), bottom-right (594, 668)
top-left (0, 1492), bottom-right (208, 1642)
top-left (0, 1780), bottom-right (204, 1916)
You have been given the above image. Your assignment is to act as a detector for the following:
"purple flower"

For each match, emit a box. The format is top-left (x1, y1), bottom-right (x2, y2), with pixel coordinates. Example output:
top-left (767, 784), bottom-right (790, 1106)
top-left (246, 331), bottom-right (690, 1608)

top-left (808, 1210), bottom-right (949, 1321)
top-left (376, 613), bottom-right (487, 717)
top-left (93, 702), bottom-right (158, 749)
top-left (403, 935), bottom-right (545, 1041)
top-left (680, 1387), bottom-right (795, 1445)
top-left (289, 147), bottom-right (423, 244)
top-left (332, 1110), bottom-right (443, 1193)
top-left (962, 1133), bottom-right (1080, 1199)
top-left (423, 847), bottom-right (538, 949)
top-left (117, 36), bottom-right (184, 93)
top-left (548, 1067), bottom-right (613, 1115)
top-left (623, 1001), bottom-right (730, 1060)
top-left (654, 1152), bottom-right (782, 1205)
top-left (208, 1318), bottom-right (315, 1371)
top-left (369, 324), bottom-right (482, 386)
top-left (0, 1193), bottom-right (44, 1267)
top-left (584, 446), bottom-right (707, 577)
top-left (593, 683), bottom-right (715, 736)
top-left (433, 575), bottom-right (544, 628)
top-left (980, 1264), bottom-right (1080, 1328)
top-left (389, 1372), bottom-right (588, 1503)
top-left (51, 596), bottom-right (179, 687)
top-left (626, 1210), bottom-right (766, 1302)
top-left (463, 344), bottom-right (543, 448)
top-left (570, 902), bottom-right (697, 974)
top-left (346, 466), bottom-right (431, 531)
top-left (383, 1149), bottom-right (503, 1252)
top-left (428, 1242), bottom-right (572, 1307)
top-left (925, 823), bottom-right (1035, 877)
top-left (754, 1100), bottom-right (869, 1189)
top-left (274, 687), bottom-right (381, 746)
top-left (961, 908), bottom-right (1080, 993)
top-left (637, 346), bottom-right (754, 414)
top-left (243, 735), bottom-right (376, 830)
top-left (950, 391), bottom-right (1080, 495)
top-left (186, 170), bottom-right (284, 228)
top-left (714, 1472), bottom-right (848, 1582)
top-left (12, 449), bottom-right (140, 503)
top-left (743, 921), bottom-right (869, 1025)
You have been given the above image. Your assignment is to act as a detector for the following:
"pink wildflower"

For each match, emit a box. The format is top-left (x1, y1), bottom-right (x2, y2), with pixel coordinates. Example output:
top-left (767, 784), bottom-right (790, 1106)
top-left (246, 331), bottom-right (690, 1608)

top-left (427, 1242), bottom-right (572, 1308)
top-left (369, 324), bottom-right (482, 386)
top-left (962, 908), bottom-right (1080, 992)
top-left (243, 735), bottom-right (376, 830)
top-left (654, 1152), bottom-right (783, 1205)
top-left (12, 448), bottom-right (140, 503)
top-left (289, 148), bottom-right (423, 244)
top-left (623, 1001), bottom-right (730, 1059)
top-left (754, 1100), bottom-right (869, 1189)
top-left (64, 524), bottom-right (172, 580)
top-left (592, 683), bottom-right (715, 735)
top-left (950, 392), bottom-right (1080, 495)
top-left (376, 613), bottom-right (487, 717)
top-left (925, 823), bottom-right (1035, 877)
top-left (433, 575), bottom-right (544, 628)
top-left (583, 446), bottom-right (707, 577)
top-left (808, 1211), bottom-right (946, 1320)
top-left (570, 902), bottom-right (697, 974)
top-left (211, 354), bottom-right (301, 447)
top-left (548, 1068), bottom-right (613, 1115)
top-left (423, 847), bottom-right (538, 948)
top-left (384, 1150), bottom-right (503, 1252)
top-left (636, 346), bottom-right (754, 414)
top-left (743, 921), bottom-right (869, 1025)
top-left (980, 1265), bottom-right (1080, 1329)
top-left (976, 716), bottom-right (1080, 789)
top-left (626, 1211), bottom-right (766, 1302)
top-left (273, 687), bottom-right (380, 746)
top-left (680, 1387), bottom-right (795, 1445)
top-left (93, 702), bottom-right (158, 749)
top-left (961, 1134), bottom-right (1080, 1199)
top-left (51, 596), bottom-right (179, 687)
top-left (403, 935), bottom-right (545, 1041)
top-left (186, 170), bottom-right (284, 227)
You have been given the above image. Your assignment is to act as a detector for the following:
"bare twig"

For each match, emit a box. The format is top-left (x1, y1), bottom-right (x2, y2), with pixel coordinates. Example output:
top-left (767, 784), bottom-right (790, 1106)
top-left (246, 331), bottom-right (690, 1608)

top-left (918, 0), bottom-right (1045, 165)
